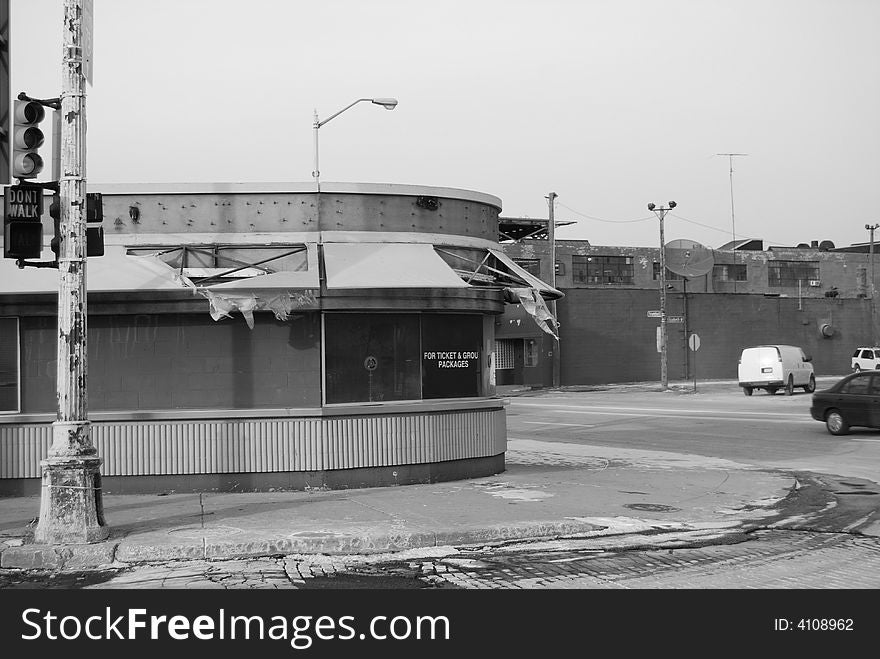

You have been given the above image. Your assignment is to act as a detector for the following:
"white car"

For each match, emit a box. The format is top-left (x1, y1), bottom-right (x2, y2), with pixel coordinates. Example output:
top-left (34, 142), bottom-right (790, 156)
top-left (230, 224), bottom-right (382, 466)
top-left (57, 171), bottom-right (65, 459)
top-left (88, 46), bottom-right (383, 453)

top-left (851, 347), bottom-right (880, 371)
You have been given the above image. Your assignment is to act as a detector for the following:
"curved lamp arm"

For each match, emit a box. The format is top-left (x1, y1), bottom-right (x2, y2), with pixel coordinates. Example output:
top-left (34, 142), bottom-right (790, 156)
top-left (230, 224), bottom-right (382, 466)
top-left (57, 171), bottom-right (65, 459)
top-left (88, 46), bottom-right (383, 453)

top-left (312, 97), bottom-right (398, 190)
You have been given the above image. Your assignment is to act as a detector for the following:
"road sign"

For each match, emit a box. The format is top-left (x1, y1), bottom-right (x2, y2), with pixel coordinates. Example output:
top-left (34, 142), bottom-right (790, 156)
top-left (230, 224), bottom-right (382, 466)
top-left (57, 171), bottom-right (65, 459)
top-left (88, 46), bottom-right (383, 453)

top-left (668, 315), bottom-right (684, 323)
top-left (647, 310), bottom-right (661, 318)
top-left (689, 333), bottom-right (701, 351)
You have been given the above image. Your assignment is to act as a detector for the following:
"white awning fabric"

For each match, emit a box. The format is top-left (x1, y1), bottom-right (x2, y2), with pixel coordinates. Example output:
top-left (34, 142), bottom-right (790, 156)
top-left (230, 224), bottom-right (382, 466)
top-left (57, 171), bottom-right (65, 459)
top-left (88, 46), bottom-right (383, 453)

top-left (323, 242), bottom-right (470, 289)
top-left (197, 245), bottom-right (320, 328)
top-left (488, 248), bottom-right (563, 300)
top-left (0, 246), bottom-right (192, 293)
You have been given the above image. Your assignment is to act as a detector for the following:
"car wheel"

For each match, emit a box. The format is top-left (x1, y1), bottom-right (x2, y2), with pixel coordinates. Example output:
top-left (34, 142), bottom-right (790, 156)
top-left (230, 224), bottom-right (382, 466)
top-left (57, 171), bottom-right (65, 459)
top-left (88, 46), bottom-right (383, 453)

top-left (743, 386), bottom-right (753, 396)
top-left (825, 409), bottom-right (850, 435)
top-left (855, 364), bottom-right (861, 372)
top-left (785, 375), bottom-right (794, 395)
top-left (804, 375), bottom-right (816, 393)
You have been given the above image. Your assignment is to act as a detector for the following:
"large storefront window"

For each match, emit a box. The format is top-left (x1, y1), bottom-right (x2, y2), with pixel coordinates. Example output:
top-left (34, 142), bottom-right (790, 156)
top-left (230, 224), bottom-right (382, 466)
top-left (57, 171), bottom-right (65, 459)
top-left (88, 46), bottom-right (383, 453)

top-left (0, 317), bottom-right (20, 413)
top-left (324, 313), bottom-right (482, 404)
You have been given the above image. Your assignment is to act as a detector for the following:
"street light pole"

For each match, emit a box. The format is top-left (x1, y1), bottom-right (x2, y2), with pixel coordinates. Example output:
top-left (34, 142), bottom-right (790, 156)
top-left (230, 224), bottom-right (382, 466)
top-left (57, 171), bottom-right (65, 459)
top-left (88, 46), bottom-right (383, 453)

top-left (867, 223), bottom-right (879, 345)
top-left (648, 201), bottom-right (677, 391)
top-left (312, 97), bottom-right (398, 192)
top-left (35, 0), bottom-right (108, 545)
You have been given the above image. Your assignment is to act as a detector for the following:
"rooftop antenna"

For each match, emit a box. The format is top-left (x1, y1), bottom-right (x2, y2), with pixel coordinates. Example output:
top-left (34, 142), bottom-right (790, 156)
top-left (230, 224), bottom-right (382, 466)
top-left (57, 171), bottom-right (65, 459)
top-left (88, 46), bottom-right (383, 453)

top-left (716, 153), bottom-right (748, 292)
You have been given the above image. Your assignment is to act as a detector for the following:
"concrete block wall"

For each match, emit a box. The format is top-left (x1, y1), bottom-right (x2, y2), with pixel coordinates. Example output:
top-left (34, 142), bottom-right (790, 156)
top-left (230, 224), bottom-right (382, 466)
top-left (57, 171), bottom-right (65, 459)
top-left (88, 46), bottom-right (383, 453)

top-left (557, 289), bottom-right (867, 385)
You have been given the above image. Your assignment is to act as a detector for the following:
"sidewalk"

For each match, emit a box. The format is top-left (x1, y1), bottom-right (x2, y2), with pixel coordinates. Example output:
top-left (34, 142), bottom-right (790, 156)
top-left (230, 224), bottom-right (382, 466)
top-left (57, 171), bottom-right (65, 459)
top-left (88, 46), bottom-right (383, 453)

top-left (0, 431), bottom-right (798, 571)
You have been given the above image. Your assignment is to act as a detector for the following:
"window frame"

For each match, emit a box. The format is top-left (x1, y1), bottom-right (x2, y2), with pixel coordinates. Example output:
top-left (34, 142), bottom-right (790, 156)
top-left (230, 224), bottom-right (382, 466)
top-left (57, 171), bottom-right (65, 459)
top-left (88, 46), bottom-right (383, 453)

top-left (572, 255), bottom-right (634, 285)
top-left (767, 261), bottom-right (820, 288)
top-left (0, 317), bottom-right (21, 415)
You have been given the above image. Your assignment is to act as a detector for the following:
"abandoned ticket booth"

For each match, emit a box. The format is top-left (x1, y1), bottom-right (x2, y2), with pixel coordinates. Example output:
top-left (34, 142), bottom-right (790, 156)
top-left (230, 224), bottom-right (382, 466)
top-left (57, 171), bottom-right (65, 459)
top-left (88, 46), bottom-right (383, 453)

top-left (0, 183), bottom-right (561, 495)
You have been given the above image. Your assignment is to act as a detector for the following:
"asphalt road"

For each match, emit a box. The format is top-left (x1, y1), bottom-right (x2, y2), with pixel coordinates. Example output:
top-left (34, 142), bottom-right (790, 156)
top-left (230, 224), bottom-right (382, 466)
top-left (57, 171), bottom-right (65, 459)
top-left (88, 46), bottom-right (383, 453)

top-left (506, 379), bottom-right (880, 484)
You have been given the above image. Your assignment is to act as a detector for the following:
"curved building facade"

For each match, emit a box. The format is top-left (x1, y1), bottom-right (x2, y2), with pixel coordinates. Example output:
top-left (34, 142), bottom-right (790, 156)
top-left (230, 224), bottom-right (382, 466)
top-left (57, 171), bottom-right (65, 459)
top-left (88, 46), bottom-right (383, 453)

top-left (0, 183), bottom-right (561, 494)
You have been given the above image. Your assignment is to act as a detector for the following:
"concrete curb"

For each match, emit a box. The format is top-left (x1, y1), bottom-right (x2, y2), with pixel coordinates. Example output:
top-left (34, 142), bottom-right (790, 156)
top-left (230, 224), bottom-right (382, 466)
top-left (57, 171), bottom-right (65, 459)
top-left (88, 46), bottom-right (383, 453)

top-left (1, 517), bottom-right (749, 571)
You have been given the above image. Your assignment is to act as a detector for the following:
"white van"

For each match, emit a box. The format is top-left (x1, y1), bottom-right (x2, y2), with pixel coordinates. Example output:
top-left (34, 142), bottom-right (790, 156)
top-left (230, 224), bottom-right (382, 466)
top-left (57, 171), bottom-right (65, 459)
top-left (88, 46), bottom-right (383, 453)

top-left (737, 345), bottom-right (815, 396)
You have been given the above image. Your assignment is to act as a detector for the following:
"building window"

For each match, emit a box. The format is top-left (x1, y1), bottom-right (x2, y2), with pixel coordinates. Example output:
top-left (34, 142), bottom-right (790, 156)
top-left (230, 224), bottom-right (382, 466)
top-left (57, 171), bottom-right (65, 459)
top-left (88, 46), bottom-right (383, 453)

top-left (652, 263), bottom-right (685, 281)
top-left (324, 313), bottom-right (482, 404)
top-left (768, 261), bottom-right (820, 287)
top-left (494, 339), bottom-right (515, 370)
top-left (524, 339), bottom-right (539, 367)
top-left (512, 258), bottom-right (541, 277)
top-left (0, 317), bottom-right (20, 414)
top-left (713, 264), bottom-right (747, 282)
top-left (572, 255), bottom-right (634, 284)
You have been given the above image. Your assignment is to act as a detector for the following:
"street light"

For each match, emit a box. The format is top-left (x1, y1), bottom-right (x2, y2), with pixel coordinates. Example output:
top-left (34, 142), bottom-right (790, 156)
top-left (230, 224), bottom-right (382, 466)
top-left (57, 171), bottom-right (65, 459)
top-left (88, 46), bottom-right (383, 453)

top-left (867, 223), bottom-right (879, 345)
top-left (648, 200), bottom-right (677, 390)
top-left (312, 97), bottom-right (398, 191)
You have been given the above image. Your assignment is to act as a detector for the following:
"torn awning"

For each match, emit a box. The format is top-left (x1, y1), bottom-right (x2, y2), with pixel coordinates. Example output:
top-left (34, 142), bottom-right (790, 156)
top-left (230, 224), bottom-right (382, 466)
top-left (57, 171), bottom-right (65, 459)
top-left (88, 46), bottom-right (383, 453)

top-left (197, 247), bottom-right (320, 328)
top-left (504, 287), bottom-right (559, 340)
top-left (488, 248), bottom-right (563, 300)
top-left (323, 242), bottom-right (470, 289)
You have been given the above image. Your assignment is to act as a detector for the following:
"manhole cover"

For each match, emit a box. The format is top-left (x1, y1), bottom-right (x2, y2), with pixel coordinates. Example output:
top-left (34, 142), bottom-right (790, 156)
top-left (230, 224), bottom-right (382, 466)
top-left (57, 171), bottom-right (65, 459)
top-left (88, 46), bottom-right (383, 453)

top-left (623, 503), bottom-right (680, 513)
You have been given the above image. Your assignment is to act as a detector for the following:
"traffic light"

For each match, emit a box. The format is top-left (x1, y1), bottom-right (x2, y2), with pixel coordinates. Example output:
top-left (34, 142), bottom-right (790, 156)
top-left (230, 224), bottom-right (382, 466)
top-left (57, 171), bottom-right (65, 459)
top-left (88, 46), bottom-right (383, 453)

top-left (12, 99), bottom-right (46, 179)
top-left (49, 191), bottom-right (104, 258)
top-left (86, 192), bottom-right (104, 257)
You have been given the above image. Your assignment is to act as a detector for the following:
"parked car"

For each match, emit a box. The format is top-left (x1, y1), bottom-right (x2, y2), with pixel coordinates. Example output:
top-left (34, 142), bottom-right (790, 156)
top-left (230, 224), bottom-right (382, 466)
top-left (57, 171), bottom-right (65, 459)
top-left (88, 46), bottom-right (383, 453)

top-left (810, 371), bottom-right (880, 435)
top-left (737, 344), bottom-right (815, 396)
top-left (851, 347), bottom-right (880, 371)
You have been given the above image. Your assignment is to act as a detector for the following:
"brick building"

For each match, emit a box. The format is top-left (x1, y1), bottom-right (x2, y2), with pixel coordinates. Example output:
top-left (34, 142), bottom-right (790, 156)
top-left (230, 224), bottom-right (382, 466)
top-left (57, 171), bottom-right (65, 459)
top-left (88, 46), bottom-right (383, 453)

top-left (497, 217), bottom-right (876, 386)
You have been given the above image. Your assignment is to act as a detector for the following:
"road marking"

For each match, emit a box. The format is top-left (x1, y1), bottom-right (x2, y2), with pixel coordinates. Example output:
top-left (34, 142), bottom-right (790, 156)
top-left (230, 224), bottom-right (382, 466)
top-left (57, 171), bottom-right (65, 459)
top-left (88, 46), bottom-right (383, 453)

top-left (515, 409), bottom-right (809, 424)
top-left (522, 421), bottom-right (596, 428)
top-left (512, 401), bottom-right (809, 419)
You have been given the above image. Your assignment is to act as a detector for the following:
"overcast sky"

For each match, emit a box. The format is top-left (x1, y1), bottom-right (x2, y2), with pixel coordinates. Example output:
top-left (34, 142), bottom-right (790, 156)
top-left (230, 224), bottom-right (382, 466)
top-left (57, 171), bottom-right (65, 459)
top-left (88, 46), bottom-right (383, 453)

top-left (10, 0), bottom-right (880, 249)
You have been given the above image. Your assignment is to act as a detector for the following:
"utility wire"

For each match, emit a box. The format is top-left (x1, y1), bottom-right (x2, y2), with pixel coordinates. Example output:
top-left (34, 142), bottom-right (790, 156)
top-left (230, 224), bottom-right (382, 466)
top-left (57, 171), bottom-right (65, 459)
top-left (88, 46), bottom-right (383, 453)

top-left (556, 201), bottom-right (653, 224)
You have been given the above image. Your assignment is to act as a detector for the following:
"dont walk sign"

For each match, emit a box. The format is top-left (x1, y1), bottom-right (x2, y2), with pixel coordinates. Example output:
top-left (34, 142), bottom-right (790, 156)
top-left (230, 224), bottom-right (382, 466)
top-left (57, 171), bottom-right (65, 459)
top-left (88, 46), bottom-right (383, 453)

top-left (4, 185), bottom-right (44, 221)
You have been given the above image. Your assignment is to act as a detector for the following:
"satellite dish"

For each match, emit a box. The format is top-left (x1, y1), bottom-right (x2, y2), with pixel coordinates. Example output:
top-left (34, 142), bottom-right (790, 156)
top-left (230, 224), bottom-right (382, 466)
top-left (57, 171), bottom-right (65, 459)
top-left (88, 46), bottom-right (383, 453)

top-left (665, 239), bottom-right (715, 278)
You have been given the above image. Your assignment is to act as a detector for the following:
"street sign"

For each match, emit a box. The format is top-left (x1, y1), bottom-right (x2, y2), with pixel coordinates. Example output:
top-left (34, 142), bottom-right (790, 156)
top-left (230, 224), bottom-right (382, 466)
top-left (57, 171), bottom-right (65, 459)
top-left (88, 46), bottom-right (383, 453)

top-left (4, 184), bottom-right (43, 221)
top-left (689, 333), bottom-right (701, 351)
top-left (668, 315), bottom-right (684, 323)
top-left (647, 310), bottom-right (661, 317)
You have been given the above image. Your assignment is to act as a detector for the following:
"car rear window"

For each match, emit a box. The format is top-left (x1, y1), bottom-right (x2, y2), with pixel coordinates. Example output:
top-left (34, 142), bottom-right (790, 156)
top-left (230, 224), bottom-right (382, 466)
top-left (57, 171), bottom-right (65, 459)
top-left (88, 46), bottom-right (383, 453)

top-left (842, 376), bottom-right (871, 394)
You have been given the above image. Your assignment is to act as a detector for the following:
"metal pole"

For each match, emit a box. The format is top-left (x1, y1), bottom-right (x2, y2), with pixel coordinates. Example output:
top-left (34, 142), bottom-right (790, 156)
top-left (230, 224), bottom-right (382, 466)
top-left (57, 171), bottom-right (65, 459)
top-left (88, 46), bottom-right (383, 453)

top-left (868, 223), bottom-right (879, 345)
top-left (659, 210), bottom-right (668, 390)
top-left (35, 0), bottom-right (108, 545)
top-left (682, 277), bottom-right (689, 378)
top-left (649, 201), bottom-right (676, 391)
top-left (717, 154), bottom-right (747, 293)
top-left (312, 109), bottom-right (320, 192)
top-left (547, 192), bottom-right (560, 387)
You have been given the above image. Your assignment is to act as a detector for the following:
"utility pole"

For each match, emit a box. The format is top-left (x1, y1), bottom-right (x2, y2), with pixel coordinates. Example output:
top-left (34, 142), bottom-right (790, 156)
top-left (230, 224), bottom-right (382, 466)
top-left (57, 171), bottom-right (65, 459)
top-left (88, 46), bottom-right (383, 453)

top-left (717, 153), bottom-right (747, 293)
top-left (35, 0), bottom-right (108, 544)
top-left (547, 192), bottom-right (560, 387)
top-left (648, 201), bottom-right (677, 391)
top-left (867, 223), bottom-right (879, 346)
